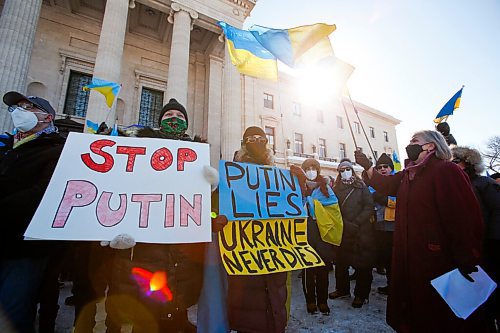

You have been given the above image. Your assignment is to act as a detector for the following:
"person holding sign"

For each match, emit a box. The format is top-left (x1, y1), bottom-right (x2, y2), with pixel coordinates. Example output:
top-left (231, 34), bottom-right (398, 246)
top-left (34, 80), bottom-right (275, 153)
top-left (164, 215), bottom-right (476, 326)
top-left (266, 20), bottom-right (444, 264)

top-left (292, 159), bottom-right (337, 315)
top-left (102, 98), bottom-right (217, 333)
top-left (227, 126), bottom-right (288, 333)
top-left (328, 159), bottom-right (375, 309)
top-left (0, 91), bottom-right (65, 333)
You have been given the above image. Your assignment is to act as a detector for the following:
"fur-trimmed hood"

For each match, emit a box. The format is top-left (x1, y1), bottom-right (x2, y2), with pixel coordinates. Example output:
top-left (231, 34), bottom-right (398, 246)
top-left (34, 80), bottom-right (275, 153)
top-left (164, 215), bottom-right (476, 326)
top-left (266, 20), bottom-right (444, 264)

top-left (233, 146), bottom-right (274, 165)
top-left (451, 146), bottom-right (485, 175)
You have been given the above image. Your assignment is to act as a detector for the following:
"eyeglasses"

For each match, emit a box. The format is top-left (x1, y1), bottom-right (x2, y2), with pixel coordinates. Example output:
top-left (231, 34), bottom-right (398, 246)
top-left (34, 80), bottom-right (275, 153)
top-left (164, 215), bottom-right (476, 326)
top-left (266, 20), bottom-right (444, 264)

top-left (245, 136), bottom-right (267, 144)
top-left (375, 164), bottom-right (391, 170)
top-left (339, 167), bottom-right (352, 172)
top-left (8, 103), bottom-right (41, 112)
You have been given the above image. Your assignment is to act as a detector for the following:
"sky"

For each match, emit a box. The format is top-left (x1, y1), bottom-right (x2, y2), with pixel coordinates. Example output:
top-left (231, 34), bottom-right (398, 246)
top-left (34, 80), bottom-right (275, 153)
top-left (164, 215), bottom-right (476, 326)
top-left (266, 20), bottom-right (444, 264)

top-left (244, 0), bottom-right (500, 159)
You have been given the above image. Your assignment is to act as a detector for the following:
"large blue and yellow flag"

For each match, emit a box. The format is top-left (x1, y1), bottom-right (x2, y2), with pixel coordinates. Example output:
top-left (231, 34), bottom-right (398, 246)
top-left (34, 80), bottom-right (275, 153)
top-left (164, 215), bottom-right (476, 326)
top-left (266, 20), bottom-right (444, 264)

top-left (83, 78), bottom-right (121, 108)
top-left (434, 86), bottom-right (463, 124)
top-left (392, 151), bottom-right (401, 171)
top-left (249, 23), bottom-right (336, 68)
top-left (218, 21), bottom-right (278, 81)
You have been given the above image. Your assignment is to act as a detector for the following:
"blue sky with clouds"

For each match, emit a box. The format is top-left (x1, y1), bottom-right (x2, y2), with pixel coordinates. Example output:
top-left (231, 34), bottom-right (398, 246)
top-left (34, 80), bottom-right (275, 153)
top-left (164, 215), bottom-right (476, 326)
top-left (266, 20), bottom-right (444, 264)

top-left (244, 0), bottom-right (500, 158)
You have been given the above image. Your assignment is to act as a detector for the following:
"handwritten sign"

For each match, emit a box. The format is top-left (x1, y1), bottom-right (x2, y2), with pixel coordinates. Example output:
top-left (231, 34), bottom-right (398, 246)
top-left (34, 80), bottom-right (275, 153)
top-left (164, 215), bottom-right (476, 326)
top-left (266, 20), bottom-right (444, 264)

top-left (219, 218), bottom-right (324, 275)
top-left (218, 160), bottom-right (307, 220)
top-left (24, 133), bottom-right (212, 243)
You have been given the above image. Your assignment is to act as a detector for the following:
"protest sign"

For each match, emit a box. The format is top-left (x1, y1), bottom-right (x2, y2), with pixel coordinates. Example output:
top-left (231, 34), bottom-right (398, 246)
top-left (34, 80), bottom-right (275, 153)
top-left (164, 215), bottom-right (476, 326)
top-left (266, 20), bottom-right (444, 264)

top-left (219, 218), bottom-right (324, 275)
top-left (24, 133), bottom-right (212, 243)
top-left (218, 160), bottom-right (307, 220)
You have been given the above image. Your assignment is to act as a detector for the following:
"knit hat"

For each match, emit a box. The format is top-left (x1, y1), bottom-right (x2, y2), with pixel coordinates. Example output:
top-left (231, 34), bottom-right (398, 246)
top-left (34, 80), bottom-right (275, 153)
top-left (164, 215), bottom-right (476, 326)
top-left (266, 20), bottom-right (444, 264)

top-left (338, 158), bottom-right (353, 170)
top-left (376, 153), bottom-right (394, 170)
top-left (436, 122), bottom-right (450, 136)
top-left (243, 126), bottom-right (266, 141)
top-left (158, 98), bottom-right (188, 127)
top-left (301, 158), bottom-right (320, 172)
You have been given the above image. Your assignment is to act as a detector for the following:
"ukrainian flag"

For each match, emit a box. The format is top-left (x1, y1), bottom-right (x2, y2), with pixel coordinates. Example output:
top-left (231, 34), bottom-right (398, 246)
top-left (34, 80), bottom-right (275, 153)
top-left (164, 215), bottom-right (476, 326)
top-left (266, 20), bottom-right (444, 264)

top-left (86, 120), bottom-right (99, 134)
top-left (83, 78), bottom-right (121, 108)
top-left (218, 22), bottom-right (278, 81)
top-left (392, 151), bottom-right (401, 171)
top-left (249, 23), bottom-right (336, 68)
top-left (434, 86), bottom-right (463, 124)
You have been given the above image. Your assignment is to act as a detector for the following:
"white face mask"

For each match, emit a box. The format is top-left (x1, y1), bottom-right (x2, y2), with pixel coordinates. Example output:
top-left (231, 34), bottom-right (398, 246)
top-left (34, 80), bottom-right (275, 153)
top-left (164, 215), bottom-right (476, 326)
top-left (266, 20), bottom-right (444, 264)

top-left (306, 170), bottom-right (317, 180)
top-left (340, 169), bottom-right (353, 180)
top-left (10, 107), bottom-right (41, 132)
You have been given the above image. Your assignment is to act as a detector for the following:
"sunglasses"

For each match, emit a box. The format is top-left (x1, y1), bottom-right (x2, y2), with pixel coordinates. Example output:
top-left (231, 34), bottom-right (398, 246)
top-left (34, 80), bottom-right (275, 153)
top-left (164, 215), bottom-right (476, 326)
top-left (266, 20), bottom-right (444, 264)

top-left (245, 137), bottom-right (267, 143)
top-left (375, 164), bottom-right (391, 170)
top-left (339, 167), bottom-right (352, 172)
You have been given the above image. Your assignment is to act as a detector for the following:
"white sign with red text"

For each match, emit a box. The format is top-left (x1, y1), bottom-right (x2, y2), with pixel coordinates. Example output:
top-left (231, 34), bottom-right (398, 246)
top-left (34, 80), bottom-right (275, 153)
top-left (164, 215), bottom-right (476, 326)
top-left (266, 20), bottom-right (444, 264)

top-left (25, 132), bottom-right (212, 243)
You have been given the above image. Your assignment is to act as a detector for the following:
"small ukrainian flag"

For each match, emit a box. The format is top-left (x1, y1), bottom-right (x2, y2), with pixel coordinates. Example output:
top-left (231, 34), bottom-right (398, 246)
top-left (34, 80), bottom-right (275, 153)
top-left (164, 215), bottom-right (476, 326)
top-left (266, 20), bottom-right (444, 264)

top-left (83, 78), bottom-right (121, 108)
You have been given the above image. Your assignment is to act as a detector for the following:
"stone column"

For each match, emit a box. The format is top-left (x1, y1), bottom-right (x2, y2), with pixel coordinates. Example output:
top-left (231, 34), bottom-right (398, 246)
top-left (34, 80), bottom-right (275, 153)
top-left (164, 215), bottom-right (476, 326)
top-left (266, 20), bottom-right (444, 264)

top-left (85, 0), bottom-right (129, 129)
top-left (220, 45), bottom-right (242, 160)
top-left (166, 2), bottom-right (198, 106)
top-left (0, 0), bottom-right (43, 133)
top-left (206, 55), bottom-right (223, 166)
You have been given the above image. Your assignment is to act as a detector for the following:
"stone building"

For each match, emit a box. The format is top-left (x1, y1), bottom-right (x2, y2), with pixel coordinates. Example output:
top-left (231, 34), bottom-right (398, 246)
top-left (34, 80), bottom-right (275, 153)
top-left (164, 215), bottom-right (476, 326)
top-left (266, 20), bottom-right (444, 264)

top-left (0, 0), bottom-right (400, 174)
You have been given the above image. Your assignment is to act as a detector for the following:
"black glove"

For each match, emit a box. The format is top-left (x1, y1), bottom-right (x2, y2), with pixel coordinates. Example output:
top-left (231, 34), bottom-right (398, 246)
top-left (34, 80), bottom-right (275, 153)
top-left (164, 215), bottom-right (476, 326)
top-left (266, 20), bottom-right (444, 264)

top-left (458, 265), bottom-right (478, 282)
top-left (354, 150), bottom-right (372, 171)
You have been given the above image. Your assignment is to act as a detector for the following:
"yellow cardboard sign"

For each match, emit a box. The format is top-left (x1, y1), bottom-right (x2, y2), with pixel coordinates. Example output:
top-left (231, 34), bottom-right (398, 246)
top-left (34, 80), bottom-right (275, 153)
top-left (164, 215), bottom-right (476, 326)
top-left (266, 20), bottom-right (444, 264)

top-left (219, 218), bottom-right (324, 275)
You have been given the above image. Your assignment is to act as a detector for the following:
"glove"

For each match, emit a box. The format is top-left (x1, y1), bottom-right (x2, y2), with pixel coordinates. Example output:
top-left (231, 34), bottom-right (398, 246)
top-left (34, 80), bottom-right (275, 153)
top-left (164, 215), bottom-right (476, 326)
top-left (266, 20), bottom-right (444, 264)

top-left (458, 265), bottom-right (478, 282)
top-left (212, 214), bottom-right (228, 233)
top-left (203, 165), bottom-right (219, 192)
top-left (316, 176), bottom-right (330, 198)
top-left (108, 234), bottom-right (136, 249)
top-left (354, 150), bottom-right (372, 171)
top-left (290, 165), bottom-right (307, 196)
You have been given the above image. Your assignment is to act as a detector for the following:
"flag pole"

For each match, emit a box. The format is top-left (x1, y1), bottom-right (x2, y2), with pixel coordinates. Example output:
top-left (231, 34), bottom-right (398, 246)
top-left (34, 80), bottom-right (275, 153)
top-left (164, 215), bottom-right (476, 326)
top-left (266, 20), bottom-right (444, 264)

top-left (346, 88), bottom-right (376, 161)
top-left (341, 96), bottom-right (359, 152)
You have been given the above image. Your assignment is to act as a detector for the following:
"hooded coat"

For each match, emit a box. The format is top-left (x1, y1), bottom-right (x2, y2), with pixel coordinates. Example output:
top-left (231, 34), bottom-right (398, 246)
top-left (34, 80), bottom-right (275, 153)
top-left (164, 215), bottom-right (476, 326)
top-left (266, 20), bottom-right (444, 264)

top-left (365, 153), bottom-right (486, 332)
top-left (226, 146), bottom-right (288, 333)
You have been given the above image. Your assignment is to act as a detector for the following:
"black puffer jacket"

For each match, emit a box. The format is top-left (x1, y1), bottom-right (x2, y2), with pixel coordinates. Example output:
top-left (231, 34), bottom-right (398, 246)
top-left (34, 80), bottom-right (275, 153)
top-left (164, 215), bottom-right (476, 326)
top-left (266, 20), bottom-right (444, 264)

top-left (471, 175), bottom-right (500, 240)
top-left (0, 132), bottom-right (65, 259)
top-left (110, 127), bottom-right (206, 319)
top-left (333, 180), bottom-right (375, 269)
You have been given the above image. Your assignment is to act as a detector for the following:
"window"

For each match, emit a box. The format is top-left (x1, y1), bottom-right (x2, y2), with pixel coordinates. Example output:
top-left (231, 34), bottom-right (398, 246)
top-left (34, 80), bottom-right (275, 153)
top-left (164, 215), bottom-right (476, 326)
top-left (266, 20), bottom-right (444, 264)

top-left (354, 122), bottom-right (361, 134)
top-left (384, 131), bottom-right (389, 142)
top-left (317, 110), bottom-right (324, 123)
top-left (63, 71), bottom-right (92, 117)
top-left (336, 116), bottom-right (343, 129)
top-left (265, 126), bottom-right (275, 151)
top-left (319, 138), bottom-right (327, 158)
top-left (374, 150), bottom-right (378, 160)
top-left (339, 143), bottom-right (346, 159)
top-left (294, 133), bottom-right (303, 154)
top-left (292, 101), bottom-right (301, 116)
top-left (369, 126), bottom-right (375, 138)
top-left (138, 87), bottom-right (164, 127)
top-left (264, 93), bottom-right (274, 109)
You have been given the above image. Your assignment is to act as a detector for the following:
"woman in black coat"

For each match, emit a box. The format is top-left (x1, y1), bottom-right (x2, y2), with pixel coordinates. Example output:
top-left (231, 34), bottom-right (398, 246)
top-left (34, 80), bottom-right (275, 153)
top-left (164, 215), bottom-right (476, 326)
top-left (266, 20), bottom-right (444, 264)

top-left (328, 159), bottom-right (375, 308)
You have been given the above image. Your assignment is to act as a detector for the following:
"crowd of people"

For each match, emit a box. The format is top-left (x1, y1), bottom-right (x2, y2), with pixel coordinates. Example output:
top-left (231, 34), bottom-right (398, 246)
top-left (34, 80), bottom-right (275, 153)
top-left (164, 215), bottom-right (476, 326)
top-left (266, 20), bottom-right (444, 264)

top-left (0, 90), bottom-right (499, 333)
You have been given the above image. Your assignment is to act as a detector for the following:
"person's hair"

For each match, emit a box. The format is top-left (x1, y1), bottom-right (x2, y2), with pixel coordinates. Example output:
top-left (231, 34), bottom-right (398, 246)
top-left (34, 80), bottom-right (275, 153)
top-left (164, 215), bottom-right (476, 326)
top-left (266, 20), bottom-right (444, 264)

top-left (451, 146), bottom-right (485, 176)
top-left (413, 130), bottom-right (452, 161)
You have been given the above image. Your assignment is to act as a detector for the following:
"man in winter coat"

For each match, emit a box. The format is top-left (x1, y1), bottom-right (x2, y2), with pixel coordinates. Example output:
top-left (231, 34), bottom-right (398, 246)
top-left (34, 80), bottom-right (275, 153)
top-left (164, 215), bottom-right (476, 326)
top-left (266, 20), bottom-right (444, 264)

top-left (227, 126), bottom-right (288, 333)
top-left (103, 98), bottom-right (218, 333)
top-left (356, 130), bottom-right (488, 332)
top-left (372, 153), bottom-right (396, 295)
top-left (452, 146), bottom-right (500, 328)
top-left (0, 91), bottom-right (65, 333)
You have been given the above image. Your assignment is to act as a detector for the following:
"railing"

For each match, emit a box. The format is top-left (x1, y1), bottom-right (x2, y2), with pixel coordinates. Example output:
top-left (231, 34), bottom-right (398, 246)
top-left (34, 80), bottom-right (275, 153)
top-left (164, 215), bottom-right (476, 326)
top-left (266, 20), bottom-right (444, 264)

top-left (319, 157), bottom-right (337, 162)
top-left (293, 152), bottom-right (314, 158)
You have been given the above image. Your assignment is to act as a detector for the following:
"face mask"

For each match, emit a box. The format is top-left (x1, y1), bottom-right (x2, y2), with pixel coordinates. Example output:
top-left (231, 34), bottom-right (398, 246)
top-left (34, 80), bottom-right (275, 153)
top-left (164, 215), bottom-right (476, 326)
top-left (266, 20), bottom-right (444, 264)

top-left (405, 143), bottom-right (424, 161)
top-left (340, 169), bottom-right (353, 180)
top-left (246, 142), bottom-right (267, 157)
top-left (160, 117), bottom-right (187, 135)
top-left (10, 107), bottom-right (40, 132)
top-left (306, 170), bottom-right (317, 180)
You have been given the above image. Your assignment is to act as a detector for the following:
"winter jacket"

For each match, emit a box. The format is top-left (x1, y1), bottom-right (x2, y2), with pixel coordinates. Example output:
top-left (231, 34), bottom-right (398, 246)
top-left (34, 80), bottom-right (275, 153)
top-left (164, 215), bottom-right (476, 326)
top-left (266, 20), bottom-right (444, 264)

top-left (373, 192), bottom-right (395, 232)
top-left (0, 132), bottom-right (65, 259)
top-left (365, 153), bottom-right (486, 332)
top-left (471, 175), bottom-right (500, 240)
top-left (333, 179), bottom-right (375, 269)
top-left (227, 147), bottom-right (287, 333)
top-left (110, 127), bottom-right (206, 321)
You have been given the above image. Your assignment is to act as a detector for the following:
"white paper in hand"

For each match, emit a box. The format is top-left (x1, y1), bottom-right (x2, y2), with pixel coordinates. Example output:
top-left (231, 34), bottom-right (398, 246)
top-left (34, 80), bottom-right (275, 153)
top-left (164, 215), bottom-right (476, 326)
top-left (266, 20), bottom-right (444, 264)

top-left (431, 265), bottom-right (497, 319)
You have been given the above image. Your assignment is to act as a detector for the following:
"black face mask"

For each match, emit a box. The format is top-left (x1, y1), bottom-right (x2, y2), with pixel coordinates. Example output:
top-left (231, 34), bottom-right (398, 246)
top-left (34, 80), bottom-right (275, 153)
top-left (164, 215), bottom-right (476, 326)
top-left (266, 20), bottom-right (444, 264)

top-left (405, 144), bottom-right (424, 161)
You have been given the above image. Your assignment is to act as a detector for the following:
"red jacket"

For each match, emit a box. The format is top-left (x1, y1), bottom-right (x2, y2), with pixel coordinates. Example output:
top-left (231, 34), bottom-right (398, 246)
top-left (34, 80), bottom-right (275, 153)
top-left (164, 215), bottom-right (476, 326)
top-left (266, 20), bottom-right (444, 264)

top-left (366, 153), bottom-right (486, 332)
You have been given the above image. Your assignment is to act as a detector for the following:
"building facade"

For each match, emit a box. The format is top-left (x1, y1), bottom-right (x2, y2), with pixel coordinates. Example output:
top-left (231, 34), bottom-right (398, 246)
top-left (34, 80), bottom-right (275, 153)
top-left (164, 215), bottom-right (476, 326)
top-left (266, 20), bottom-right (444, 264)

top-left (0, 0), bottom-right (400, 174)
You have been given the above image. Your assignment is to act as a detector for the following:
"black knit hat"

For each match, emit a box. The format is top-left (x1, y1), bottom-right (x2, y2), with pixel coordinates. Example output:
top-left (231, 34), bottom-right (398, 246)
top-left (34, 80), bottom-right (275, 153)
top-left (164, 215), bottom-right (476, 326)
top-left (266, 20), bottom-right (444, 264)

top-left (243, 126), bottom-right (266, 140)
top-left (376, 153), bottom-right (394, 170)
top-left (158, 98), bottom-right (188, 127)
top-left (436, 122), bottom-right (450, 136)
top-left (301, 158), bottom-right (320, 172)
